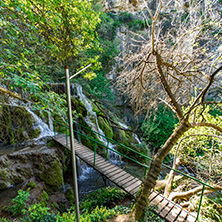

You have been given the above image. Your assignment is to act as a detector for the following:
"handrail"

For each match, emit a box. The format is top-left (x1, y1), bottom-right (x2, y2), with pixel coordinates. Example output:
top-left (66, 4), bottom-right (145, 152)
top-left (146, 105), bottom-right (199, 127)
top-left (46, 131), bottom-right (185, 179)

top-left (53, 119), bottom-right (218, 221)
top-left (75, 121), bottom-right (153, 161)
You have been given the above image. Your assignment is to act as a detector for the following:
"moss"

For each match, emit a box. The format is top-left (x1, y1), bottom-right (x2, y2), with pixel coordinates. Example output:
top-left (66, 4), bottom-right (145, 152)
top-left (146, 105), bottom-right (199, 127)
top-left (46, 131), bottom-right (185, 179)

top-left (72, 97), bottom-right (87, 117)
top-left (66, 188), bottom-right (75, 204)
top-left (39, 159), bottom-right (63, 191)
top-left (43, 190), bottom-right (49, 201)
top-left (0, 169), bottom-right (8, 180)
top-left (27, 181), bottom-right (37, 189)
top-left (38, 190), bottom-right (49, 207)
top-left (0, 182), bottom-right (8, 189)
top-left (98, 116), bottom-right (113, 139)
top-left (0, 105), bottom-right (42, 144)
top-left (29, 127), bottom-right (41, 139)
top-left (47, 140), bottom-right (57, 147)
top-left (92, 103), bottom-right (103, 116)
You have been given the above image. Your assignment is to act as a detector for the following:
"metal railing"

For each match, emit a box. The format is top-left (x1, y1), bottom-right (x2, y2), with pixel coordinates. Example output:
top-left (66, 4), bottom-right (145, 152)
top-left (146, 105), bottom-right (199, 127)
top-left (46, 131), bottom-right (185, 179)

top-left (53, 119), bottom-right (216, 221)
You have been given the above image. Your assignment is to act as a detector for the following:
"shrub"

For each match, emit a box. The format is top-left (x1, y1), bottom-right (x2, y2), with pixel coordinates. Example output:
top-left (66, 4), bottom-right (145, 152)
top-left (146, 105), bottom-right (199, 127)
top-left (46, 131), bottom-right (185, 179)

top-left (80, 187), bottom-right (127, 212)
top-left (21, 204), bottom-right (51, 222)
top-left (7, 189), bottom-right (30, 216)
top-left (141, 105), bottom-right (178, 149)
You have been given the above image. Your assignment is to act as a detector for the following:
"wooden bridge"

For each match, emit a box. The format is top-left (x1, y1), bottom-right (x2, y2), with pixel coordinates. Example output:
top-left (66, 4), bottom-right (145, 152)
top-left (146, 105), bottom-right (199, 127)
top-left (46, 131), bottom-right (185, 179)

top-left (53, 134), bottom-right (197, 222)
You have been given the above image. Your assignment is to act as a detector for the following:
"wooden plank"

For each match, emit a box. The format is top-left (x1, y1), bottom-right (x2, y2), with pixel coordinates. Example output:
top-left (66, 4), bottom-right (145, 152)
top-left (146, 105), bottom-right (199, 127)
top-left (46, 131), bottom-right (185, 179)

top-left (95, 160), bottom-right (113, 167)
top-left (130, 185), bottom-right (141, 196)
top-left (160, 202), bottom-right (175, 218)
top-left (108, 170), bottom-right (128, 181)
top-left (121, 177), bottom-right (139, 187)
top-left (76, 149), bottom-right (92, 155)
top-left (121, 177), bottom-right (141, 188)
top-left (104, 167), bottom-right (125, 176)
top-left (186, 213), bottom-right (196, 222)
top-left (155, 199), bottom-right (169, 214)
top-left (114, 173), bottom-right (134, 184)
top-left (96, 162), bottom-right (119, 171)
top-left (148, 191), bottom-right (159, 201)
top-left (165, 204), bottom-right (182, 222)
top-left (122, 180), bottom-right (141, 192)
top-left (124, 181), bottom-right (142, 194)
top-left (175, 210), bottom-right (188, 222)
top-left (150, 194), bottom-right (164, 207)
top-left (96, 164), bottom-right (115, 172)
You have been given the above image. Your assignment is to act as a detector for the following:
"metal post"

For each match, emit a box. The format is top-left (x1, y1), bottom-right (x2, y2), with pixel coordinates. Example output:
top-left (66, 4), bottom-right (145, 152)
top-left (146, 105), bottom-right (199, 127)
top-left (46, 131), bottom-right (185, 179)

top-left (66, 119), bottom-right (68, 148)
top-left (65, 66), bottom-right (80, 222)
top-left (197, 184), bottom-right (205, 221)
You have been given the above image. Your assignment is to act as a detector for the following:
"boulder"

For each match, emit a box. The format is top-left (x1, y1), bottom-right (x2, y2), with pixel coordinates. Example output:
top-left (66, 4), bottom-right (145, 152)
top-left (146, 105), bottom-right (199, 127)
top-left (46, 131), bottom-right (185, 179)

top-left (0, 146), bottom-right (64, 191)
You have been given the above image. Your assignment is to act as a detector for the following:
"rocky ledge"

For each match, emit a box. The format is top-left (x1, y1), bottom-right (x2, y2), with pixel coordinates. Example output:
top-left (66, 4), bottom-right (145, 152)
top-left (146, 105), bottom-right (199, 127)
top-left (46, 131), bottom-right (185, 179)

top-left (0, 145), bottom-right (64, 191)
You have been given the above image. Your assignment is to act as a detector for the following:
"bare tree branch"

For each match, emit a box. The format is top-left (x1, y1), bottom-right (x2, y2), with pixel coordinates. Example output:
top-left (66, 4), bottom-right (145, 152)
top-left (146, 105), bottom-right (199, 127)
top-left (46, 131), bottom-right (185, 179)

top-left (0, 86), bottom-right (30, 103)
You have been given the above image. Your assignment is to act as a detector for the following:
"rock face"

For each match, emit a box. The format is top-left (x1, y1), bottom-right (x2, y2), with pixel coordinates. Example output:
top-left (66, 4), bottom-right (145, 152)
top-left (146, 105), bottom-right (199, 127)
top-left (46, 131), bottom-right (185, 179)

top-left (0, 105), bottom-right (41, 145)
top-left (102, 0), bottom-right (146, 13)
top-left (0, 146), bottom-right (64, 191)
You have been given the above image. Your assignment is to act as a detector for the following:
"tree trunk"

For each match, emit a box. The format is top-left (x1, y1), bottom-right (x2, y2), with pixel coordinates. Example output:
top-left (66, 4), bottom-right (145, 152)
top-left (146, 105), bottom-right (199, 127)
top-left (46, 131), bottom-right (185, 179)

top-left (164, 157), bottom-right (181, 198)
top-left (134, 119), bottom-right (191, 220)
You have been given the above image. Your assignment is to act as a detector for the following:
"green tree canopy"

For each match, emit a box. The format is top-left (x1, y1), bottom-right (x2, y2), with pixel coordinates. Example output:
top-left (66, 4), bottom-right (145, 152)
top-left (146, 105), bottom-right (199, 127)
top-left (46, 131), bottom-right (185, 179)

top-left (0, 0), bottom-right (101, 99)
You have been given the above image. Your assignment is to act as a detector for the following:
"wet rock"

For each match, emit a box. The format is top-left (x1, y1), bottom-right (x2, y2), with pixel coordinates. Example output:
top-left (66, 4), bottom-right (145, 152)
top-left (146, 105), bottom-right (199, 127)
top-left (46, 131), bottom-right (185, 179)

top-left (0, 146), bottom-right (64, 191)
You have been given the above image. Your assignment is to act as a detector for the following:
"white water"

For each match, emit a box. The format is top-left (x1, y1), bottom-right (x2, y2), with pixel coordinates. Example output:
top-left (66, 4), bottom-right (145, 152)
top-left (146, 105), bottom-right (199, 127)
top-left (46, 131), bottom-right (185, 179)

top-left (75, 84), bottom-right (120, 165)
top-left (77, 157), bottom-right (94, 181)
top-left (133, 133), bottom-right (142, 144)
top-left (6, 97), bottom-right (54, 140)
top-left (26, 108), bottom-right (54, 139)
top-left (118, 121), bottom-right (129, 130)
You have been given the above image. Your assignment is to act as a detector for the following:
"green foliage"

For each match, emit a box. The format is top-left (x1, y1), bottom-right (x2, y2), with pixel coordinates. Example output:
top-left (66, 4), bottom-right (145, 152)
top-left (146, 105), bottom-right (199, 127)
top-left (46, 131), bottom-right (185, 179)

top-left (141, 105), bottom-right (178, 148)
top-left (143, 206), bottom-right (165, 222)
top-left (80, 187), bottom-right (127, 213)
top-left (7, 189), bottom-right (30, 216)
top-left (0, 218), bottom-right (11, 222)
top-left (0, 0), bottom-right (102, 124)
top-left (115, 205), bottom-right (131, 214)
top-left (172, 104), bottom-right (222, 182)
top-left (21, 204), bottom-right (50, 222)
top-left (80, 206), bottom-right (117, 222)
top-left (189, 196), bottom-right (222, 222)
top-left (27, 181), bottom-right (37, 189)
top-left (118, 12), bottom-right (147, 31)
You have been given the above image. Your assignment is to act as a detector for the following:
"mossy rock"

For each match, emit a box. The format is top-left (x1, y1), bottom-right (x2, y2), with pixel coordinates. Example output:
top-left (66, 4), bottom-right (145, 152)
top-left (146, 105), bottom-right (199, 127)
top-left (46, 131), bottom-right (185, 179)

top-left (98, 116), bottom-right (113, 139)
top-left (113, 128), bottom-right (129, 146)
top-left (53, 114), bottom-right (66, 134)
top-left (0, 105), bottom-right (41, 144)
top-left (38, 159), bottom-right (63, 191)
top-left (66, 188), bottom-right (75, 204)
top-left (27, 181), bottom-right (37, 189)
top-left (71, 97), bottom-right (87, 117)
top-left (92, 103), bottom-right (103, 116)
top-left (29, 127), bottom-right (41, 139)
top-left (0, 181), bottom-right (9, 189)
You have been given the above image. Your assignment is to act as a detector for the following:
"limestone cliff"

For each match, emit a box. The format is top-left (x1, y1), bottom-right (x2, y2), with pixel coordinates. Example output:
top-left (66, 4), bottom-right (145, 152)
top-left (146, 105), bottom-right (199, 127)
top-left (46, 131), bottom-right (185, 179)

top-left (102, 0), bottom-right (146, 13)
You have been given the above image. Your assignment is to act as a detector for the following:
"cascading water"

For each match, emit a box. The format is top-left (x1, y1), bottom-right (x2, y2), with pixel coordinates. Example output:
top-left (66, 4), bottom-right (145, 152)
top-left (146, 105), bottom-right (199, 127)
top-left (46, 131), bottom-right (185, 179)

top-left (25, 108), bottom-right (54, 139)
top-left (75, 84), bottom-right (120, 165)
top-left (77, 157), bottom-right (94, 181)
top-left (6, 97), bottom-right (54, 140)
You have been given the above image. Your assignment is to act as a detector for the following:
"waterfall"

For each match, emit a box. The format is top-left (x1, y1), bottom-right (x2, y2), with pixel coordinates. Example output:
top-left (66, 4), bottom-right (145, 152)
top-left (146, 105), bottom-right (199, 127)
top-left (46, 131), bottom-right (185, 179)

top-left (77, 157), bottom-right (94, 181)
top-left (26, 108), bottom-right (54, 139)
top-left (75, 84), bottom-right (120, 164)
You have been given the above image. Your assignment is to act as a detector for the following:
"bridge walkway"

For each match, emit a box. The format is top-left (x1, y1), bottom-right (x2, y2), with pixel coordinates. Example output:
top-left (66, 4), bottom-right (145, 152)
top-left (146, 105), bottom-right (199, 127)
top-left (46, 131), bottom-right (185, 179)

top-left (53, 134), bottom-right (196, 222)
